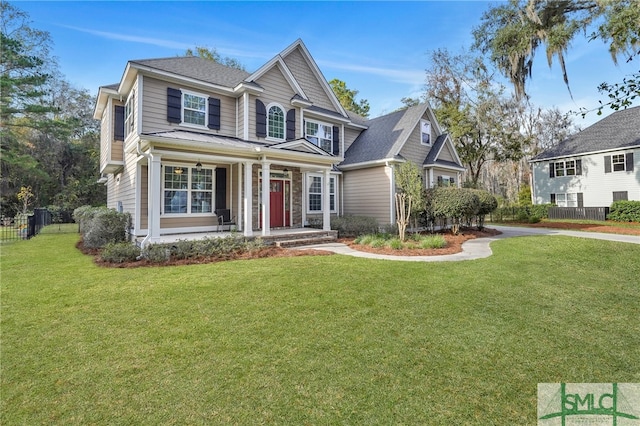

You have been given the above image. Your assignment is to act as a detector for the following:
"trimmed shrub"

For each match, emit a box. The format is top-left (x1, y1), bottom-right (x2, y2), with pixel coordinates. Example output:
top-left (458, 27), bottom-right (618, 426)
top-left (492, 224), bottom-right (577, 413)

top-left (608, 200), bottom-right (640, 222)
top-left (529, 204), bottom-right (553, 219)
top-left (331, 215), bottom-right (379, 238)
top-left (430, 187), bottom-right (480, 234)
top-left (74, 206), bottom-right (131, 249)
top-left (472, 189), bottom-right (498, 230)
top-left (100, 242), bottom-right (140, 263)
top-left (139, 235), bottom-right (266, 264)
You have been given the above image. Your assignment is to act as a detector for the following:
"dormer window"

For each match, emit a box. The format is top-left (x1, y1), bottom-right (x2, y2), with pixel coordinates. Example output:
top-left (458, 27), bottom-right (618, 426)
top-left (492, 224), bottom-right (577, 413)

top-left (420, 119), bottom-right (431, 145)
top-left (267, 104), bottom-right (285, 140)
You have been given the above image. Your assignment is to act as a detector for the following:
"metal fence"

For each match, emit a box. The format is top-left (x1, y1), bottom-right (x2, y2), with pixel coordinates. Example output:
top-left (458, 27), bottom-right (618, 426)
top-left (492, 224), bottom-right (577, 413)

top-left (0, 208), bottom-right (53, 242)
top-left (548, 207), bottom-right (609, 221)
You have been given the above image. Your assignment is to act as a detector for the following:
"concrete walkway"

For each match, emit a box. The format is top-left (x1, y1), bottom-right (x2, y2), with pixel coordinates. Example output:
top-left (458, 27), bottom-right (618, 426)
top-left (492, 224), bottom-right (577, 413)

top-left (292, 225), bottom-right (639, 262)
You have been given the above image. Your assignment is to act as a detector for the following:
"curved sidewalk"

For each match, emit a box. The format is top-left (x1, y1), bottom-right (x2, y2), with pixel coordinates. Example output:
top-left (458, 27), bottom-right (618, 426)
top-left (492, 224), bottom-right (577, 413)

top-left (293, 225), bottom-right (640, 262)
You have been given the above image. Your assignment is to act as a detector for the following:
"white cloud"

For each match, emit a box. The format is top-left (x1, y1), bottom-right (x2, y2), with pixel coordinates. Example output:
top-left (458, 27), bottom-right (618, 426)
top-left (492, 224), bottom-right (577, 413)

top-left (61, 25), bottom-right (193, 50)
top-left (318, 60), bottom-right (426, 86)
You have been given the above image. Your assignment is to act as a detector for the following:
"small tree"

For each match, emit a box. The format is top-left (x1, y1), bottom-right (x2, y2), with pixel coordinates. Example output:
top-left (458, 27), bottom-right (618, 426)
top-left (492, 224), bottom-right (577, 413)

top-left (17, 186), bottom-right (34, 215)
top-left (394, 161), bottom-right (426, 234)
top-left (395, 192), bottom-right (412, 242)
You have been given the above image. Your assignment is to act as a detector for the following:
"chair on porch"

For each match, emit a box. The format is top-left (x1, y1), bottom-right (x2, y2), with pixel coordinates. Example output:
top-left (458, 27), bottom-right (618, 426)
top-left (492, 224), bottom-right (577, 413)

top-left (215, 209), bottom-right (236, 232)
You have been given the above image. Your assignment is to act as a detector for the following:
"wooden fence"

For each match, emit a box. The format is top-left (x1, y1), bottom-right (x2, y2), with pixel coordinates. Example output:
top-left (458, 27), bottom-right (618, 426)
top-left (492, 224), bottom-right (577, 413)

top-left (548, 207), bottom-right (609, 221)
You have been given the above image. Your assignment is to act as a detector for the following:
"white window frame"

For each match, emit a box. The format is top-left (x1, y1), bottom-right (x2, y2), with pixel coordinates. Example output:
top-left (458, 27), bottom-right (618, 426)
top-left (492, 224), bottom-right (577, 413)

top-left (162, 165), bottom-right (214, 216)
top-left (554, 160), bottom-right (576, 177)
top-left (124, 90), bottom-right (135, 138)
top-left (305, 119), bottom-right (333, 153)
top-left (266, 102), bottom-right (285, 141)
top-left (420, 119), bottom-right (431, 145)
top-left (612, 154), bottom-right (626, 172)
top-left (555, 193), bottom-right (578, 207)
top-left (181, 90), bottom-right (208, 129)
top-left (306, 173), bottom-right (337, 214)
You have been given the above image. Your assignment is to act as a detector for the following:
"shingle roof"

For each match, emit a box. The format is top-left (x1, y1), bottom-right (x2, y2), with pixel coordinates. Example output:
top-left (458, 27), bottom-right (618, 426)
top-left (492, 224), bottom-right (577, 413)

top-left (423, 134), bottom-right (447, 165)
top-left (531, 106), bottom-right (640, 161)
top-left (129, 56), bottom-right (250, 88)
top-left (341, 104), bottom-right (428, 166)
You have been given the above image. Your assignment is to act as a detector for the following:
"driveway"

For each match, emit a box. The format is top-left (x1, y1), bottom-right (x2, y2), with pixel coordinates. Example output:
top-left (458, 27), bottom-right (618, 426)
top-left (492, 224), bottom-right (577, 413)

top-left (293, 225), bottom-right (640, 262)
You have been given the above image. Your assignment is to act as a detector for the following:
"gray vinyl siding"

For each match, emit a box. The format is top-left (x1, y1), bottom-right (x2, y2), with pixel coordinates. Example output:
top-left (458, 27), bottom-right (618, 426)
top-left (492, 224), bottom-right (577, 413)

top-left (532, 148), bottom-right (640, 207)
top-left (141, 76), bottom-right (236, 137)
top-left (160, 216), bottom-right (217, 230)
top-left (253, 66), bottom-right (298, 141)
top-left (344, 127), bottom-right (363, 152)
top-left (282, 47), bottom-right (336, 112)
top-left (398, 122), bottom-right (432, 165)
top-left (438, 143), bottom-right (456, 162)
top-left (343, 166), bottom-right (393, 225)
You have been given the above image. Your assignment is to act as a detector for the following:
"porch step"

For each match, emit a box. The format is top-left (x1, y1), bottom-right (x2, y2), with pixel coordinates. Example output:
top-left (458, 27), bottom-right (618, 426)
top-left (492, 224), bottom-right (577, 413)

top-left (262, 229), bottom-right (338, 248)
top-left (275, 235), bottom-right (337, 248)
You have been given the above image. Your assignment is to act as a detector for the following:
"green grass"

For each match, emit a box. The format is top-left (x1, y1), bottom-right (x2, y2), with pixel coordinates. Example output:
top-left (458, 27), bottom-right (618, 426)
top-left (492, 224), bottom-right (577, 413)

top-left (2, 226), bottom-right (639, 424)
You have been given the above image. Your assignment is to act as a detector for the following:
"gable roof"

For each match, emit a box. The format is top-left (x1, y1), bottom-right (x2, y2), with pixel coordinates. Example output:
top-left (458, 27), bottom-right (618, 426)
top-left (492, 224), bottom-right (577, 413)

top-left (340, 104), bottom-right (429, 166)
top-left (531, 106), bottom-right (640, 161)
top-left (423, 134), bottom-right (465, 171)
top-left (129, 56), bottom-right (250, 88)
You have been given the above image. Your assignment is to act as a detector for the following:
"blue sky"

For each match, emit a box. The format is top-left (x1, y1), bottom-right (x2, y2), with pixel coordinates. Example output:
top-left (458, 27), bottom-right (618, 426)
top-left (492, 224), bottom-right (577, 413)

top-left (16, 1), bottom-right (640, 127)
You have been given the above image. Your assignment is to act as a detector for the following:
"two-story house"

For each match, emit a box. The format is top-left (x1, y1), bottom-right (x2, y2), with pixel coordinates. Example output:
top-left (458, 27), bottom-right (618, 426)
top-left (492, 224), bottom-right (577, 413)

top-left (94, 39), bottom-right (464, 245)
top-left (530, 106), bottom-right (639, 208)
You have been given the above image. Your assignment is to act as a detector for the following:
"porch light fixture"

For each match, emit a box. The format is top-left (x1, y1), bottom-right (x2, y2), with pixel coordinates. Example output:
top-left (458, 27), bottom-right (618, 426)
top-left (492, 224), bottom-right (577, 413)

top-left (196, 161), bottom-right (202, 172)
top-left (174, 167), bottom-right (184, 175)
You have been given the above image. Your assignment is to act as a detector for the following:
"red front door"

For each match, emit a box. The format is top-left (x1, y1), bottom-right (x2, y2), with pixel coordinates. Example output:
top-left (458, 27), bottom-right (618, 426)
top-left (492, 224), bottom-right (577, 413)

top-left (270, 180), bottom-right (284, 227)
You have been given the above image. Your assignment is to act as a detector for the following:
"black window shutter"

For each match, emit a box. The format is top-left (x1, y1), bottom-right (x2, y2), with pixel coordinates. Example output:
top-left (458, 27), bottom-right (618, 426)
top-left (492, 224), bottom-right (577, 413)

top-left (114, 105), bottom-right (125, 140)
top-left (575, 159), bottom-right (582, 175)
top-left (167, 87), bottom-right (182, 123)
top-left (577, 193), bottom-right (584, 208)
top-left (208, 97), bottom-right (221, 130)
top-left (604, 155), bottom-right (612, 173)
top-left (449, 177), bottom-right (455, 185)
top-left (256, 99), bottom-right (266, 137)
top-left (549, 162), bottom-right (555, 178)
top-left (286, 109), bottom-right (296, 140)
top-left (550, 193), bottom-right (556, 204)
top-left (626, 152), bottom-right (634, 171)
top-left (332, 126), bottom-right (340, 155)
top-left (437, 176), bottom-right (443, 186)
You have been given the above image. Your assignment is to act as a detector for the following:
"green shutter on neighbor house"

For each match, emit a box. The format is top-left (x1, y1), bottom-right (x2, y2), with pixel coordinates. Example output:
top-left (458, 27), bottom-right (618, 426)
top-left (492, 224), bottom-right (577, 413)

top-left (550, 193), bottom-right (556, 204)
top-left (549, 162), bottom-right (555, 178)
top-left (576, 159), bottom-right (582, 175)
top-left (256, 99), bottom-right (266, 137)
top-left (114, 105), bottom-right (125, 140)
top-left (626, 153), bottom-right (634, 171)
top-left (167, 87), bottom-right (181, 123)
top-left (577, 193), bottom-right (584, 207)
top-left (604, 155), bottom-right (612, 173)
top-left (208, 97), bottom-right (221, 130)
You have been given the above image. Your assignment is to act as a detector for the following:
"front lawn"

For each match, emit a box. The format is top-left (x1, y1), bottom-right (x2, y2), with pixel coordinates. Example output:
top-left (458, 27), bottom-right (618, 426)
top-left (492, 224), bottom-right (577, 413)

top-left (2, 226), bottom-right (639, 424)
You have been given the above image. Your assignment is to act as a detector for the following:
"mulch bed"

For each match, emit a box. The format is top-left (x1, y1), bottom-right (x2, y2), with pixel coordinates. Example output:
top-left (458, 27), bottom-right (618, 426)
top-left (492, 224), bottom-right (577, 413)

top-left (78, 228), bottom-right (501, 267)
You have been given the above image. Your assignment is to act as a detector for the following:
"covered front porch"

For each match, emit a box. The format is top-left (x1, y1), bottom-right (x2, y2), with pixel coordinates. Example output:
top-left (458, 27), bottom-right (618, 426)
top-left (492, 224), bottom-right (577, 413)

top-left (133, 132), bottom-right (340, 247)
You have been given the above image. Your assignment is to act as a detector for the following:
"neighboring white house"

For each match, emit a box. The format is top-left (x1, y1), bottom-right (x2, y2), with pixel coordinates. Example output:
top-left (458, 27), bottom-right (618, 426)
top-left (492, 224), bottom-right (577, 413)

top-left (530, 106), bottom-right (640, 208)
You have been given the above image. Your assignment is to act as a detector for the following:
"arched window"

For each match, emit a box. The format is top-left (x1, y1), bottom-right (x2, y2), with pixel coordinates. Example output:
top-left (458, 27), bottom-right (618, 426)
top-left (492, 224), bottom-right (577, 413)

top-left (267, 104), bottom-right (285, 140)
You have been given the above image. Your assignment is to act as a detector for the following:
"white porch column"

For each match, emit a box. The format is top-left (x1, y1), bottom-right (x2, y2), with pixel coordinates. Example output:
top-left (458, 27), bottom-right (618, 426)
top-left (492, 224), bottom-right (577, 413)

top-left (243, 161), bottom-right (253, 237)
top-left (323, 168), bottom-right (331, 231)
top-left (236, 163), bottom-right (243, 231)
top-left (149, 154), bottom-right (162, 242)
top-left (261, 160), bottom-right (270, 236)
